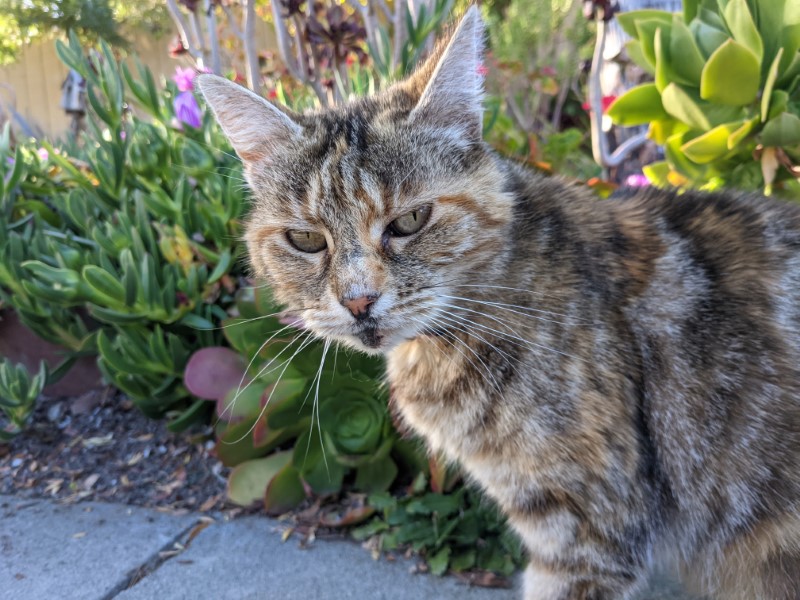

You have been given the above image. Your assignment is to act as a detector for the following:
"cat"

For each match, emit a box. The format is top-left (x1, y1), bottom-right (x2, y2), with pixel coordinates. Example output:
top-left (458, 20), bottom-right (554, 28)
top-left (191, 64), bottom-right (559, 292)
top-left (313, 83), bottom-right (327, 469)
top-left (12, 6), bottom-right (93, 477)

top-left (198, 6), bottom-right (800, 599)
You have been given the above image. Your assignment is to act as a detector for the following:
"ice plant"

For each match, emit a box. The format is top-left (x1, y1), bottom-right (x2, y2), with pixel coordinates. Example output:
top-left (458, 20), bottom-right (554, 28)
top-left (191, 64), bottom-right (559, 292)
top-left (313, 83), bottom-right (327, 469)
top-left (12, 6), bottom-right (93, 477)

top-left (172, 66), bottom-right (197, 92)
top-left (173, 91), bottom-right (202, 128)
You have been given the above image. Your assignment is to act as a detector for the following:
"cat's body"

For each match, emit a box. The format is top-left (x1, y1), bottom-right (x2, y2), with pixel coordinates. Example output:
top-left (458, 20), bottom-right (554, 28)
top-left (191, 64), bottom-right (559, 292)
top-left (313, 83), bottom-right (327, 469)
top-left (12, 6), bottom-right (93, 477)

top-left (199, 7), bottom-right (800, 599)
top-left (389, 167), bottom-right (800, 599)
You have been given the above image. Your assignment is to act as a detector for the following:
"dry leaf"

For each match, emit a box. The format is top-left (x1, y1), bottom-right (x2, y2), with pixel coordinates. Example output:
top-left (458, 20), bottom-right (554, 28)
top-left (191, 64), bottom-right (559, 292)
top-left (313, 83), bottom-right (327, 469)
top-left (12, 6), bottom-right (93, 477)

top-left (82, 434), bottom-right (114, 448)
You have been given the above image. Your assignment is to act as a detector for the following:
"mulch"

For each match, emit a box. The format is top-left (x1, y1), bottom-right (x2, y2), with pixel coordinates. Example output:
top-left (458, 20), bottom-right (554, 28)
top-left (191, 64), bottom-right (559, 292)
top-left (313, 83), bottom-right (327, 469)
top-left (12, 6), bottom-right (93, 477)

top-left (0, 388), bottom-right (234, 515)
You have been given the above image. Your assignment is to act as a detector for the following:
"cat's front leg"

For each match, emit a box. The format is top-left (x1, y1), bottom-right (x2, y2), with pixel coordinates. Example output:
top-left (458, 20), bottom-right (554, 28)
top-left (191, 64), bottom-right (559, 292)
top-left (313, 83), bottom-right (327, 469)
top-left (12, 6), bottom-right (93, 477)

top-left (513, 513), bottom-right (648, 600)
top-left (523, 563), bottom-right (644, 600)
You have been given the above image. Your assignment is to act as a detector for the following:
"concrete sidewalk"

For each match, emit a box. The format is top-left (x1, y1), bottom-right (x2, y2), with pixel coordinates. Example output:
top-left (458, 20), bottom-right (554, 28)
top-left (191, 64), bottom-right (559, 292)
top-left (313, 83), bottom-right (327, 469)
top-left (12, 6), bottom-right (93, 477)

top-left (1, 495), bottom-right (694, 600)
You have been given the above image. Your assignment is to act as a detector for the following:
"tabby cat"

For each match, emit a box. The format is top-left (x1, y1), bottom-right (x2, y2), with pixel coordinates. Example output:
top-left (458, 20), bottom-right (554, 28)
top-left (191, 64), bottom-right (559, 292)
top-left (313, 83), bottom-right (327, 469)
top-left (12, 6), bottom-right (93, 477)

top-left (198, 7), bottom-right (800, 599)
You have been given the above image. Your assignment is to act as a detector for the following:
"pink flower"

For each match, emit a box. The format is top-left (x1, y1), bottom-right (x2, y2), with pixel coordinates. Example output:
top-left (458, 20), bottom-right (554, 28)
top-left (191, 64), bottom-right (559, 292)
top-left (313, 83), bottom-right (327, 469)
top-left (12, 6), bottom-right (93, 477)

top-left (477, 63), bottom-right (489, 76)
top-left (624, 173), bottom-right (650, 187)
top-left (173, 91), bottom-right (202, 128)
top-left (37, 148), bottom-right (49, 161)
top-left (540, 66), bottom-right (557, 77)
top-left (172, 66), bottom-right (197, 92)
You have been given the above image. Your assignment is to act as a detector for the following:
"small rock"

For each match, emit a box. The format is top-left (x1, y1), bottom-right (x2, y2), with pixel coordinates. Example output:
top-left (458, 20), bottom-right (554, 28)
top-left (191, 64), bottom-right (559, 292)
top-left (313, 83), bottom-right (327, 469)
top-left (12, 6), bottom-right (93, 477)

top-left (47, 402), bottom-right (64, 422)
top-left (10, 458), bottom-right (23, 468)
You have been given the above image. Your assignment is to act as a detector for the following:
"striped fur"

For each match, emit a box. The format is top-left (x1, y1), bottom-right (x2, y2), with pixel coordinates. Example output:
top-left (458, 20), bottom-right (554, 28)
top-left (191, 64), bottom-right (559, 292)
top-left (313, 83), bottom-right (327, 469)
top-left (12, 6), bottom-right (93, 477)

top-left (200, 7), bottom-right (800, 599)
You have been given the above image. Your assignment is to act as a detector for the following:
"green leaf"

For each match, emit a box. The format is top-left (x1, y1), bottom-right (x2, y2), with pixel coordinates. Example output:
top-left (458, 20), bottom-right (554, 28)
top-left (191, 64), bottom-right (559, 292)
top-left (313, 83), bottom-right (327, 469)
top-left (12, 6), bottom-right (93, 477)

top-left (636, 19), bottom-right (670, 67)
top-left (761, 112), bottom-right (800, 147)
top-left (606, 84), bottom-right (669, 126)
top-left (728, 116), bottom-right (760, 149)
top-left (723, 0), bottom-right (763, 62)
top-left (427, 546), bottom-right (451, 576)
top-left (616, 10), bottom-right (674, 38)
top-left (642, 161), bottom-right (671, 187)
top-left (684, 0), bottom-right (699, 22)
top-left (661, 83), bottom-right (711, 130)
top-left (665, 133), bottom-right (705, 180)
top-left (681, 122), bottom-right (741, 163)
top-left (762, 48), bottom-right (785, 122)
top-left (264, 463), bottom-right (306, 515)
top-left (700, 40), bottom-right (760, 106)
top-left (82, 265), bottom-right (126, 305)
top-left (355, 456), bottom-right (398, 493)
top-left (624, 40), bottom-right (654, 74)
top-left (690, 20), bottom-right (729, 58)
top-left (227, 451), bottom-right (292, 507)
top-left (669, 16), bottom-right (706, 84)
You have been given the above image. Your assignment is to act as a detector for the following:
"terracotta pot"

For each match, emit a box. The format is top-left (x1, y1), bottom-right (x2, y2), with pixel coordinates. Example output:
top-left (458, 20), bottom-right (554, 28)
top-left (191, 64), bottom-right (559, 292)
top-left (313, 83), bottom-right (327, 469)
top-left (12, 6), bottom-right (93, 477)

top-left (0, 310), bottom-right (102, 397)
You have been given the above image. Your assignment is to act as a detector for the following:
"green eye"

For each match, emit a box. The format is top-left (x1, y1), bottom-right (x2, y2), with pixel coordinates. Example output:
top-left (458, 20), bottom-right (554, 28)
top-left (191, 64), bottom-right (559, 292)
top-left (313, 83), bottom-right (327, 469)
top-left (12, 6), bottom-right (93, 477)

top-left (388, 205), bottom-right (432, 236)
top-left (287, 230), bottom-right (327, 253)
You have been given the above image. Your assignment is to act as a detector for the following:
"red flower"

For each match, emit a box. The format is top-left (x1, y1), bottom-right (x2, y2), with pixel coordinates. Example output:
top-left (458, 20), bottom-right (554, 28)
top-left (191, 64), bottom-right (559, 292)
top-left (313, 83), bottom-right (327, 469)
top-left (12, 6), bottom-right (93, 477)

top-left (267, 89), bottom-right (278, 100)
top-left (581, 95), bottom-right (618, 113)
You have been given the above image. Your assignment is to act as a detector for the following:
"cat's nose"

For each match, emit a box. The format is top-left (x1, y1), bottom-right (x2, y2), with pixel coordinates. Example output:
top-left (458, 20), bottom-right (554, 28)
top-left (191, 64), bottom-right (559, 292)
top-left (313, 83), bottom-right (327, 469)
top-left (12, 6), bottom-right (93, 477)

top-left (341, 292), bottom-right (380, 319)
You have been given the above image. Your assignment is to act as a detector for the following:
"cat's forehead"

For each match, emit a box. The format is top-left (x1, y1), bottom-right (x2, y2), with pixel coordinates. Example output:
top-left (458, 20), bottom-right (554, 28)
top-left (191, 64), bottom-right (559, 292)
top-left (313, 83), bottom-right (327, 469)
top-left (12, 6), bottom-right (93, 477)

top-left (250, 99), bottom-right (476, 222)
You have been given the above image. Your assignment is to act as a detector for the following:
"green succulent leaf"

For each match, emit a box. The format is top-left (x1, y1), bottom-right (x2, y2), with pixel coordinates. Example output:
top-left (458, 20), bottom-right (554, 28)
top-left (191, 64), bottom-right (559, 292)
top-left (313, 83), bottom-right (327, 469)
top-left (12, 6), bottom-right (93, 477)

top-left (625, 40), bottom-right (654, 74)
top-left (681, 122), bottom-right (742, 163)
top-left (690, 20), bottom-right (729, 58)
top-left (264, 462), bottom-right (306, 515)
top-left (762, 48), bottom-right (785, 122)
top-left (722, 0), bottom-right (763, 63)
top-left (700, 40), bottom-right (760, 106)
top-left (227, 451), bottom-right (293, 507)
top-left (616, 9), bottom-right (674, 39)
top-left (661, 83), bottom-right (711, 130)
top-left (606, 84), bottom-right (669, 126)
top-left (728, 116), bottom-right (760, 149)
top-left (669, 16), bottom-right (706, 84)
top-left (761, 112), bottom-right (800, 147)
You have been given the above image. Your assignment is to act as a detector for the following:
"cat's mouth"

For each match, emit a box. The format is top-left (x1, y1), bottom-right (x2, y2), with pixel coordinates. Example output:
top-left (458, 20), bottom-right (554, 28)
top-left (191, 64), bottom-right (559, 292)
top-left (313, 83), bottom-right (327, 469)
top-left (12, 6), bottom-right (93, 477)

top-left (356, 321), bottom-right (384, 349)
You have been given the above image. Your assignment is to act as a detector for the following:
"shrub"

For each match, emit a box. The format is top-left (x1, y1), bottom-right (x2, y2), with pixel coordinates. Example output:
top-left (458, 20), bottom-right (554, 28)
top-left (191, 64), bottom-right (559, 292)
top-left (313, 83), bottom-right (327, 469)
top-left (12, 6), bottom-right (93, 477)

top-left (0, 359), bottom-right (47, 439)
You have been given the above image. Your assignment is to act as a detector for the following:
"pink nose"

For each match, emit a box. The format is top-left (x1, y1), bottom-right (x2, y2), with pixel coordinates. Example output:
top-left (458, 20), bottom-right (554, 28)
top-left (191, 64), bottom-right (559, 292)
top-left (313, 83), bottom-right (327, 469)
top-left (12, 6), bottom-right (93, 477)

top-left (342, 293), bottom-right (379, 318)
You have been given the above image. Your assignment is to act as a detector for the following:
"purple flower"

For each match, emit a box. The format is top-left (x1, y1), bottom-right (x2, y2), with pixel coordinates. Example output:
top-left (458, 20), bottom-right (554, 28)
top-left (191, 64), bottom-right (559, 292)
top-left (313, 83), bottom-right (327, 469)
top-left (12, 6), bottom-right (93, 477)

top-left (624, 173), bottom-right (650, 187)
top-left (173, 91), bottom-right (202, 129)
top-left (6, 156), bottom-right (14, 166)
top-left (172, 66), bottom-right (197, 92)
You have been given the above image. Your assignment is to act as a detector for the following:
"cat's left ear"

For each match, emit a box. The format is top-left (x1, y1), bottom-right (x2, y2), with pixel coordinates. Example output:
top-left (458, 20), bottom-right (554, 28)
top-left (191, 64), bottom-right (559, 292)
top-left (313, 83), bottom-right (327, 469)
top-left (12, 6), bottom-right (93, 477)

top-left (197, 74), bottom-right (301, 163)
top-left (410, 6), bottom-right (486, 140)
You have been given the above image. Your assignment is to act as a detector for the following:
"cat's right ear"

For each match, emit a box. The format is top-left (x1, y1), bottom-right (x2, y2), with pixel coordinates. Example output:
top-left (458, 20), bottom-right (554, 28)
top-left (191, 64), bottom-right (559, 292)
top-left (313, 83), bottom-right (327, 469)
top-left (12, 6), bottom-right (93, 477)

top-left (196, 75), bottom-right (301, 163)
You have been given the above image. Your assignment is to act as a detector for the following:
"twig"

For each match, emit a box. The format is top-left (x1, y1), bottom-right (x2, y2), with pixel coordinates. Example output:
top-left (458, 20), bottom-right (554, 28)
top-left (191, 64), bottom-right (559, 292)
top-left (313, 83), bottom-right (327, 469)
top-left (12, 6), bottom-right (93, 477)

top-left (204, 0), bottom-right (222, 74)
top-left (165, 0), bottom-right (205, 64)
top-left (242, 0), bottom-right (259, 90)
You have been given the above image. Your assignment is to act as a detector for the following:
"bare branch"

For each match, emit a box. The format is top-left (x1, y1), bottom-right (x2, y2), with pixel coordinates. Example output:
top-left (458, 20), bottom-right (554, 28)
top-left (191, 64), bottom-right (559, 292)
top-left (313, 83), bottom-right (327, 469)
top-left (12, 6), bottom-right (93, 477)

top-left (242, 0), bottom-right (259, 90)
top-left (165, 0), bottom-right (204, 63)
top-left (270, 0), bottom-right (303, 80)
top-left (220, 3), bottom-right (245, 40)
top-left (204, 0), bottom-right (222, 74)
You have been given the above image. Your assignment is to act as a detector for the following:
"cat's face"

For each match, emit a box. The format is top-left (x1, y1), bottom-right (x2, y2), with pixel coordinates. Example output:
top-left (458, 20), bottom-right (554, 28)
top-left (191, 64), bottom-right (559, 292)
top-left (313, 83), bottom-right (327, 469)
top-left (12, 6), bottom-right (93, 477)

top-left (200, 8), bottom-right (511, 354)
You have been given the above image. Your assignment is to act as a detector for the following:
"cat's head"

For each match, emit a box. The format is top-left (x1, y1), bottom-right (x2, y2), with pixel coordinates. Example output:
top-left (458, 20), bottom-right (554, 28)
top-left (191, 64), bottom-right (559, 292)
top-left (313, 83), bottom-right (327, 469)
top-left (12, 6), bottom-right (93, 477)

top-left (199, 7), bottom-right (513, 354)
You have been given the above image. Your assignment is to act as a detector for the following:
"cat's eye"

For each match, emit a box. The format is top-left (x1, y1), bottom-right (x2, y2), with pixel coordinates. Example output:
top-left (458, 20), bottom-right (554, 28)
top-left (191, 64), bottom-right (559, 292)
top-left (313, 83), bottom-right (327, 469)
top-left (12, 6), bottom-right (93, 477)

top-left (286, 230), bottom-right (327, 253)
top-left (388, 205), bottom-right (432, 237)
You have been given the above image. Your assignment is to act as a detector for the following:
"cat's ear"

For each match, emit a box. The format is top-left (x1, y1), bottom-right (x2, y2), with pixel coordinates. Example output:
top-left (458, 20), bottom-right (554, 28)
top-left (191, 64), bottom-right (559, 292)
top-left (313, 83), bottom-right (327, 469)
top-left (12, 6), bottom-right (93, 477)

top-left (196, 75), bottom-right (301, 163)
top-left (409, 6), bottom-right (485, 139)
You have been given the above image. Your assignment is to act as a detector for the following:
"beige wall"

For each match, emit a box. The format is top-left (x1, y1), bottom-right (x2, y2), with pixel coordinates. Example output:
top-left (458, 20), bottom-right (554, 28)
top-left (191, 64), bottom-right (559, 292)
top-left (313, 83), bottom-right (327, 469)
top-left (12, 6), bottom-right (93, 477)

top-left (0, 33), bottom-right (182, 140)
top-left (0, 19), bottom-right (279, 141)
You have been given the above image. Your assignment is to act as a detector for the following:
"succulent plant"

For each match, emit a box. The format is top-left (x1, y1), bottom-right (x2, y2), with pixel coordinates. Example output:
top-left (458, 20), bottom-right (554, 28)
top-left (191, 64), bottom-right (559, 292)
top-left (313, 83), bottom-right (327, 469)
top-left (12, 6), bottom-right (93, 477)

top-left (607, 0), bottom-right (800, 195)
top-left (0, 360), bottom-right (47, 440)
top-left (0, 34), bottom-right (246, 429)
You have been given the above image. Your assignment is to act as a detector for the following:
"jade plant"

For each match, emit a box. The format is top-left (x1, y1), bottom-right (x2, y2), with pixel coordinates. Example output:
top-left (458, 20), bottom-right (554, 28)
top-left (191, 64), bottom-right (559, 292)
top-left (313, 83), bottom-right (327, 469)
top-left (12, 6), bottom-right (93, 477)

top-left (0, 33), bottom-right (246, 429)
top-left (607, 0), bottom-right (800, 195)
